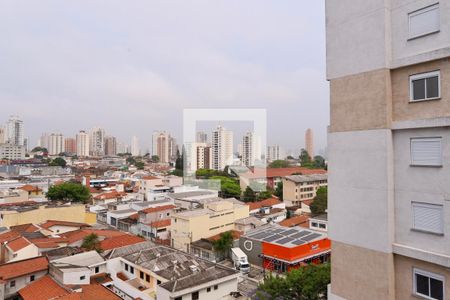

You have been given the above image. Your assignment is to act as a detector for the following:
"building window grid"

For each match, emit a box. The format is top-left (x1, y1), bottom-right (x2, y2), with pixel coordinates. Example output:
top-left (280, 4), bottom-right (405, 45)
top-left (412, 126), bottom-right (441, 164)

top-left (413, 268), bottom-right (444, 300)
top-left (409, 71), bottom-right (440, 102)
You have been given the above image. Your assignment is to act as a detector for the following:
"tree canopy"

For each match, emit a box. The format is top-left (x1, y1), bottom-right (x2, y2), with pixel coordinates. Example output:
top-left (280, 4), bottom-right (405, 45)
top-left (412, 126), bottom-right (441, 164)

top-left (151, 155), bottom-right (160, 162)
top-left (81, 233), bottom-right (102, 252)
top-left (274, 182), bottom-right (283, 200)
top-left (257, 263), bottom-right (331, 300)
top-left (211, 176), bottom-right (241, 198)
top-left (310, 186), bottom-right (328, 216)
top-left (269, 160), bottom-right (289, 168)
top-left (212, 231), bottom-right (234, 258)
top-left (31, 147), bottom-right (48, 153)
top-left (48, 157), bottom-right (67, 168)
top-left (135, 161), bottom-right (145, 170)
top-left (46, 182), bottom-right (91, 203)
top-left (242, 186), bottom-right (256, 202)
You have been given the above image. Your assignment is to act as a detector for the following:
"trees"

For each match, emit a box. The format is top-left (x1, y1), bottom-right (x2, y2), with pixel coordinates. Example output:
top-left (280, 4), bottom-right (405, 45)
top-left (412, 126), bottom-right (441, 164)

top-left (269, 160), bottom-right (289, 168)
top-left (48, 157), bottom-right (67, 168)
top-left (257, 263), bottom-right (331, 300)
top-left (151, 155), bottom-right (160, 162)
top-left (81, 233), bottom-right (102, 252)
top-left (310, 186), bottom-right (328, 216)
top-left (299, 148), bottom-right (312, 166)
top-left (212, 231), bottom-right (234, 259)
top-left (211, 176), bottom-right (241, 198)
top-left (135, 161), bottom-right (145, 170)
top-left (312, 155), bottom-right (327, 169)
top-left (46, 182), bottom-right (91, 203)
top-left (258, 190), bottom-right (273, 200)
top-left (31, 147), bottom-right (48, 153)
top-left (274, 182), bottom-right (283, 200)
top-left (242, 186), bottom-right (256, 202)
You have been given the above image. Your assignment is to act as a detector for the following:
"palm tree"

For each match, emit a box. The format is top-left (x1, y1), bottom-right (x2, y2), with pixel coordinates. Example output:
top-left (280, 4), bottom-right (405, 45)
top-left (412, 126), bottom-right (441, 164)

top-left (212, 231), bottom-right (234, 260)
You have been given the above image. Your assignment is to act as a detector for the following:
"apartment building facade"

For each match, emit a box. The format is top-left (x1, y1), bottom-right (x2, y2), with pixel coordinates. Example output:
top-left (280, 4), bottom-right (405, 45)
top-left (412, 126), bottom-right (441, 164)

top-left (282, 174), bottom-right (328, 207)
top-left (327, 1), bottom-right (450, 299)
top-left (170, 200), bottom-right (249, 252)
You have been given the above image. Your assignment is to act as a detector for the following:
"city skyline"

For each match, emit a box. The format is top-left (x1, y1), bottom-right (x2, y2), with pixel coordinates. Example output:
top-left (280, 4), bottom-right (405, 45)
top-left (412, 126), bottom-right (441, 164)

top-left (0, 1), bottom-right (328, 153)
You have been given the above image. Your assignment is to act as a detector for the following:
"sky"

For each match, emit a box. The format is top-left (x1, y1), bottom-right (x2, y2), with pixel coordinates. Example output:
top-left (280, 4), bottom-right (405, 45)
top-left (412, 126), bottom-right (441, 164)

top-left (0, 1), bottom-right (329, 156)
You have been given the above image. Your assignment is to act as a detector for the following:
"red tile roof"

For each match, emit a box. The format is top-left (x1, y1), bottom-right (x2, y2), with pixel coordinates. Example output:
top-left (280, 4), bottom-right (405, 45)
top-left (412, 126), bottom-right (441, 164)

top-left (206, 230), bottom-right (242, 242)
top-left (140, 204), bottom-right (176, 214)
top-left (30, 237), bottom-right (69, 249)
top-left (61, 229), bottom-right (125, 244)
top-left (59, 284), bottom-right (121, 300)
top-left (248, 197), bottom-right (282, 211)
top-left (116, 272), bottom-right (129, 281)
top-left (0, 256), bottom-right (48, 280)
top-left (93, 190), bottom-right (127, 200)
top-left (40, 220), bottom-right (90, 230)
top-left (242, 167), bottom-right (327, 179)
top-left (9, 223), bottom-right (40, 233)
top-left (19, 184), bottom-right (42, 193)
top-left (18, 275), bottom-right (69, 300)
top-left (150, 219), bottom-right (171, 228)
top-left (99, 234), bottom-right (145, 250)
top-left (279, 214), bottom-right (310, 228)
top-left (7, 236), bottom-right (32, 252)
top-left (0, 230), bottom-right (21, 244)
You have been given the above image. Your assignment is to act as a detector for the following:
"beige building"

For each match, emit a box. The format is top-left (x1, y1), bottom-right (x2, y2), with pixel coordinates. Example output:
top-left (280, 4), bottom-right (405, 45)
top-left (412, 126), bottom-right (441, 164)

top-left (327, 1), bottom-right (450, 299)
top-left (0, 204), bottom-right (86, 228)
top-left (170, 200), bottom-right (249, 252)
top-left (305, 128), bottom-right (314, 158)
top-left (282, 174), bottom-right (327, 207)
top-left (76, 130), bottom-right (89, 157)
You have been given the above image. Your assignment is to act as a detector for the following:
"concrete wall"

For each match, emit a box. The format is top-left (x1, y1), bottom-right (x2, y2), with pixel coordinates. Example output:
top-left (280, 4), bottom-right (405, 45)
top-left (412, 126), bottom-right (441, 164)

top-left (393, 128), bottom-right (450, 258)
top-left (394, 254), bottom-right (450, 300)
top-left (328, 129), bottom-right (395, 253)
top-left (0, 205), bottom-right (86, 227)
top-left (326, 0), bottom-right (391, 79)
top-left (7, 244), bottom-right (39, 263)
top-left (239, 237), bottom-right (263, 267)
top-left (331, 241), bottom-right (396, 300)
top-left (2, 270), bottom-right (47, 299)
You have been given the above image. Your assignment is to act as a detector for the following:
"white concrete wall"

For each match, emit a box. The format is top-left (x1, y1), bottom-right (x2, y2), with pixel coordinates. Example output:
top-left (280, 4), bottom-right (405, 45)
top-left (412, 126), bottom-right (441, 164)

top-left (62, 269), bottom-right (91, 285)
top-left (393, 128), bottom-right (450, 258)
top-left (3, 270), bottom-right (47, 299)
top-left (326, 0), bottom-right (391, 79)
top-left (391, 0), bottom-right (450, 67)
top-left (47, 225), bottom-right (81, 234)
top-left (7, 244), bottom-right (39, 262)
top-left (328, 129), bottom-right (395, 253)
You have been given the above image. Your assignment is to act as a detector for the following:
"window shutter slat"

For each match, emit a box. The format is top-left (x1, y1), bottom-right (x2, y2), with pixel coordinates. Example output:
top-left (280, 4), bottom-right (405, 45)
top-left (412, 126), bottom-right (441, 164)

top-left (412, 202), bottom-right (443, 234)
top-left (411, 138), bottom-right (442, 166)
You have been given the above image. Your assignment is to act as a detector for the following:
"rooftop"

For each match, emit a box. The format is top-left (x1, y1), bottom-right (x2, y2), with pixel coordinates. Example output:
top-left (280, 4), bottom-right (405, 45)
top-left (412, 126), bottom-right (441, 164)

top-left (310, 213), bottom-right (328, 222)
top-left (99, 234), bottom-right (145, 250)
top-left (169, 190), bottom-right (216, 199)
top-left (18, 275), bottom-right (69, 300)
top-left (140, 204), bottom-right (177, 214)
top-left (235, 216), bottom-right (265, 227)
top-left (51, 250), bottom-right (104, 267)
top-left (248, 197), bottom-right (283, 211)
top-left (279, 215), bottom-right (310, 228)
top-left (241, 167), bottom-right (327, 179)
top-left (244, 224), bottom-right (327, 248)
top-left (40, 220), bottom-right (90, 230)
top-left (0, 256), bottom-right (48, 280)
top-left (284, 174), bottom-right (328, 183)
top-left (6, 236), bottom-right (32, 252)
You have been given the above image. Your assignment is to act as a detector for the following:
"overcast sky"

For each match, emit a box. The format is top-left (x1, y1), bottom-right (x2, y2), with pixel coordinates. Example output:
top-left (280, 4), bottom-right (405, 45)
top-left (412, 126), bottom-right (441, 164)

top-left (0, 1), bottom-right (329, 156)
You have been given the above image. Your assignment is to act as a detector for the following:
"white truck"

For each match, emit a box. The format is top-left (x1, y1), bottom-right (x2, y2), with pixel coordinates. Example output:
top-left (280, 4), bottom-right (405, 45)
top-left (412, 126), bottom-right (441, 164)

top-left (231, 247), bottom-right (250, 274)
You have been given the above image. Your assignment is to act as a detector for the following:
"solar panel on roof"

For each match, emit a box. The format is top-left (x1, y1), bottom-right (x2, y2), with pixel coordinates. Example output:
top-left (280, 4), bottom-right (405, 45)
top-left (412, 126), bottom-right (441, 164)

top-left (248, 232), bottom-right (271, 239)
top-left (276, 237), bottom-right (294, 245)
top-left (301, 233), bottom-right (321, 242)
top-left (281, 229), bottom-right (299, 236)
top-left (292, 239), bottom-right (306, 245)
top-left (290, 231), bottom-right (310, 239)
top-left (264, 234), bottom-right (283, 242)
top-left (272, 229), bottom-right (286, 234)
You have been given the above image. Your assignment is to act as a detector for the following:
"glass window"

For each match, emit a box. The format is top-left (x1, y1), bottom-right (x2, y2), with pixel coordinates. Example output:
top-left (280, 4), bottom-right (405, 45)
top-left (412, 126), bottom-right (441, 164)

top-left (192, 291), bottom-right (199, 300)
top-left (410, 71), bottom-right (440, 101)
top-left (414, 268), bottom-right (444, 300)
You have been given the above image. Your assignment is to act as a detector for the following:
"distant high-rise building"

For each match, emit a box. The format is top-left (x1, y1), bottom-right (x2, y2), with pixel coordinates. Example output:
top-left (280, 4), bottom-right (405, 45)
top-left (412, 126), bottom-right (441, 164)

top-left (196, 131), bottom-right (208, 143)
top-left (64, 138), bottom-right (76, 154)
top-left (76, 130), bottom-right (90, 157)
top-left (5, 115), bottom-right (24, 146)
top-left (23, 137), bottom-right (28, 152)
top-left (241, 132), bottom-right (261, 167)
top-left (211, 126), bottom-right (233, 171)
top-left (305, 128), bottom-right (314, 158)
top-left (48, 133), bottom-right (64, 155)
top-left (0, 144), bottom-right (25, 160)
top-left (267, 145), bottom-right (282, 162)
top-left (39, 133), bottom-right (50, 150)
top-left (184, 142), bottom-right (211, 174)
top-left (0, 127), bottom-right (5, 144)
top-left (131, 136), bottom-right (140, 156)
top-left (104, 136), bottom-right (117, 156)
top-left (116, 142), bottom-right (128, 154)
top-left (89, 127), bottom-right (105, 156)
top-left (197, 144), bottom-right (212, 170)
top-left (152, 131), bottom-right (172, 163)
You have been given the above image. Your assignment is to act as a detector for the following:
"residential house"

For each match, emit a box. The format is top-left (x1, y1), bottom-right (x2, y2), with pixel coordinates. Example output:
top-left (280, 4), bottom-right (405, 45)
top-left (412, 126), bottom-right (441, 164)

top-left (190, 230), bottom-right (242, 262)
top-left (0, 256), bottom-right (48, 300)
top-left (234, 216), bottom-right (264, 234)
top-left (39, 220), bottom-right (90, 234)
top-left (309, 214), bottom-right (328, 233)
top-left (4, 236), bottom-right (39, 262)
top-left (279, 214), bottom-right (310, 228)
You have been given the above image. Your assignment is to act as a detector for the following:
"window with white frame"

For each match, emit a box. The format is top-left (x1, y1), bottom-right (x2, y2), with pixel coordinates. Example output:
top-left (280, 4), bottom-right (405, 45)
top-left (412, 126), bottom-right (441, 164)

top-left (410, 137), bottom-right (442, 166)
top-left (409, 3), bottom-right (440, 39)
top-left (410, 71), bottom-right (440, 101)
top-left (413, 268), bottom-right (444, 300)
top-left (412, 202), bottom-right (444, 234)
